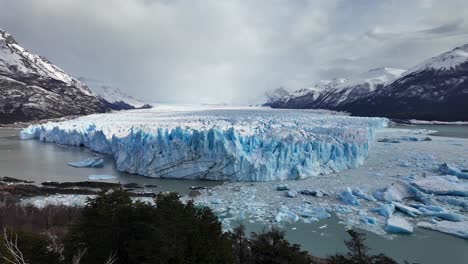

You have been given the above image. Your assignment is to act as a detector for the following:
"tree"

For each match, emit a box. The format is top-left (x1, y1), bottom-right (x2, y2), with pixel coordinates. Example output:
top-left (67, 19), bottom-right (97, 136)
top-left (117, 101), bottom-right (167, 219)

top-left (328, 230), bottom-right (397, 264)
top-left (0, 228), bottom-right (60, 264)
top-left (64, 189), bottom-right (235, 264)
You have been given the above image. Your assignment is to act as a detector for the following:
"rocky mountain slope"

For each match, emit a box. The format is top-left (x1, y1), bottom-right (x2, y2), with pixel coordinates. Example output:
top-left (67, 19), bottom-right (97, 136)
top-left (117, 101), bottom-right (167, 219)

top-left (266, 68), bottom-right (405, 109)
top-left (267, 44), bottom-right (468, 121)
top-left (346, 44), bottom-right (468, 121)
top-left (0, 28), bottom-right (108, 124)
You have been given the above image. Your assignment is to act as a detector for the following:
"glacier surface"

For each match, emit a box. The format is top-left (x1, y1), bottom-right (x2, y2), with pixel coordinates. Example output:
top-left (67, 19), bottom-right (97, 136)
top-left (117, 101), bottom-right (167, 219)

top-left (20, 106), bottom-right (387, 181)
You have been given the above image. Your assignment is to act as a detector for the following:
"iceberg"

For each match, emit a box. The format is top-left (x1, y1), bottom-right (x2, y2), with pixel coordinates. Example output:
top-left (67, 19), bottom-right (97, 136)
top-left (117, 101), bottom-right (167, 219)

top-left (285, 190), bottom-right (298, 198)
top-left (352, 188), bottom-right (376, 202)
top-left (417, 221), bottom-right (468, 239)
top-left (419, 210), bottom-right (464, 222)
top-left (68, 157), bottom-right (104, 168)
top-left (361, 216), bottom-right (377, 225)
top-left (275, 206), bottom-right (299, 223)
top-left (374, 180), bottom-right (439, 204)
top-left (339, 188), bottom-right (360, 206)
top-left (393, 202), bottom-right (422, 217)
top-left (437, 197), bottom-right (468, 210)
top-left (438, 163), bottom-right (468, 179)
top-left (296, 205), bottom-right (331, 219)
top-left (19, 107), bottom-right (387, 182)
top-left (88, 174), bottom-right (117, 180)
top-left (385, 216), bottom-right (413, 234)
top-left (371, 203), bottom-right (395, 218)
top-left (412, 176), bottom-right (468, 197)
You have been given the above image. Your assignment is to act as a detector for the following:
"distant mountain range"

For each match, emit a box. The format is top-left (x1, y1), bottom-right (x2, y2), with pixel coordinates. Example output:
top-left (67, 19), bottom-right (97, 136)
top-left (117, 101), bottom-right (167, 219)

top-left (0, 29), bottom-right (150, 124)
top-left (266, 44), bottom-right (468, 121)
top-left (78, 77), bottom-right (151, 110)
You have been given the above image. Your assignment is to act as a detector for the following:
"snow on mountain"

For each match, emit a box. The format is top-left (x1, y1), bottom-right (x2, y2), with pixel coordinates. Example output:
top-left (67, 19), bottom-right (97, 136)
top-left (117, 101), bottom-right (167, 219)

top-left (346, 44), bottom-right (468, 121)
top-left (341, 67), bottom-right (406, 91)
top-left (266, 68), bottom-right (405, 109)
top-left (402, 43), bottom-right (468, 76)
top-left (0, 28), bottom-right (108, 123)
top-left (78, 77), bottom-right (151, 109)
top-left (267, 43), bottom-right (468, 121)
top-left (0, 29), bottom-right (93, 97)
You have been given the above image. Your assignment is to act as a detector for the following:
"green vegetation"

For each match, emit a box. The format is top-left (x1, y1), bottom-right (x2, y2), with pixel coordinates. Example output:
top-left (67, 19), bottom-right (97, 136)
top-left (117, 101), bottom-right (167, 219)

top-left (0, 189), bottom-right (398, 264)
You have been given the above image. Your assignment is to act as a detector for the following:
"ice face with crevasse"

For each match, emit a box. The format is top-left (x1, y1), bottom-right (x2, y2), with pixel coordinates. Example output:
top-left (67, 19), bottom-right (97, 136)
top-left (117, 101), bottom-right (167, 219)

top-left (19, 106), bottom-right (387, 181)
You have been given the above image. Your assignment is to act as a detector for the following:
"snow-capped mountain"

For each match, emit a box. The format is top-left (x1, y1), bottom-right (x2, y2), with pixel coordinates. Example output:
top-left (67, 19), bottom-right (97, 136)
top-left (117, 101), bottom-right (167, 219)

top-left (78, 77), bottom-right (151, 110)
top-left (266, 68), bottom-right (405, 109)
top-left (0, 28), bottom-right (108, 124)
top-left (267, 43), bottom-right (468, 121)
top-left (346, 44), bottom-right (468, 121)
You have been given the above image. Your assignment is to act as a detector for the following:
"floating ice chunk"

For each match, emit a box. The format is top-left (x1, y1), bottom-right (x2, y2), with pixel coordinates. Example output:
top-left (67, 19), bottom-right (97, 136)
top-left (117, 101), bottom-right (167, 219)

top-left (371, 203), bottom-right (395, 218)
top-left (373, 182), bottom-right (408, 202)
top-left (393, 202), bottom-right (422, 217)
top-left (385, 216), bottom-right (413, 234)
top-left (418, 209), bottom-right (464, 222)
top-left (378, 138), bottom-right (400, 143)
top-left (275, 206), bottom-right (299, 223)
top-left (400, 136), bottom-right (418, 141)
top-left (339, 188), bottom-right (360, 206)
top-left (361, 216), bottom-right (377, 225)
top-left (276, 184), bottom-right (290, 191)
top-left (410, 204), bottom-right (445, 213)
top-left (297, 206), bottom-right (331, 219)
top-left (334, 205), bottom-right (353, 214)
top-left (417, 221), bottom-right (468, 239)
top-left (286, 190), bottom-right (298, 198)
top-left (375, 181), bottom-right (431, 204)
top-left (438, 197), bottom-right (468, 210)
top-left (439, 163), bottom-right (468, 179)
top-left (88, 174), bottom-right (117, 180)
top-left (412, 176), bottom-right (468, 197)
top-left (352, 188), bottom-right (376, 202)
top-left (299, 188), bottom-right (327, 197)
top-left (68, 157), bottom-right (104, 168)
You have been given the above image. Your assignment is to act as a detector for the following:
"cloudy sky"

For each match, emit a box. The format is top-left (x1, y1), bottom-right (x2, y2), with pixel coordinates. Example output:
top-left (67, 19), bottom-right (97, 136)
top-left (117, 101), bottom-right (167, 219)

top-left (1, 0), bottom-right (468, 103)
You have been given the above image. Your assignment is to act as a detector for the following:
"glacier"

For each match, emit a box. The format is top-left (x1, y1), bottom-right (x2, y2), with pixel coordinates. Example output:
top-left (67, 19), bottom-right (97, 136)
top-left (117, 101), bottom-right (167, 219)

top-left (19, 107), bottom-right (387, 181)
top-left (68, 157), bottom-right (104, 168)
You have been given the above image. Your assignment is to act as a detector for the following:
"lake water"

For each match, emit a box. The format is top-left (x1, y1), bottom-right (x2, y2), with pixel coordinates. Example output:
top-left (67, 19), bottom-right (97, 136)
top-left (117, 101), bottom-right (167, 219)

top-left (0, 128), bottom-right (220, 194)
top-left (1, 125), bottom-right (467, 263)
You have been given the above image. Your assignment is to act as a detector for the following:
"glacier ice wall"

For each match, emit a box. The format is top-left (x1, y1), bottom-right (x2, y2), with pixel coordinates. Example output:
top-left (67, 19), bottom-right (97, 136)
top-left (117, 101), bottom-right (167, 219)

top-left (19, 107), bottom-right (388, 181)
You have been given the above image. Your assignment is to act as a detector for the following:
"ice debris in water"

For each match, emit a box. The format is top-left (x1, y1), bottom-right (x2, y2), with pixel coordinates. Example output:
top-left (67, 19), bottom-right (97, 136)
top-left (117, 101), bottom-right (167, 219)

top-left (417, 221), bottom-right (468, 239)
top-left (296, 205), bottom-right (331, 220)
top-left (19, 107), bottom-right (387, 182)
top-left (339, 188), bottom-right (360, 206)
top-left (385, 216), bottom-right (413, 234)
top-left (438, 163), bottom-right (468, 179)
top-left (371, 203), bottom-right (395, 218)
top-left (361, 216), bottom-right (377, 225)
top-left (67, 157), bottom-right (104, 168)
top-left (275, 206), bottom-right (300, 223)
top-left (286, 190), bottom-right (298, 198)
top-left (88, 174), bottom-right (117, 180)
top-left (352, 188), bottom-right (376, 202)
top-left (412, 176), bottom-right (468, 197)
top-left (393, 202), bottom-right (422, 217)
top-left (437, 197), bottom-right (468, 210)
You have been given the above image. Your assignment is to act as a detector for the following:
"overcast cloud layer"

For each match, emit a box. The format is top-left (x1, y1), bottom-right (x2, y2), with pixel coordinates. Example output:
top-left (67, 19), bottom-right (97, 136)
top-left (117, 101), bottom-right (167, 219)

top-left (1, 0), bottom-right (468, 103)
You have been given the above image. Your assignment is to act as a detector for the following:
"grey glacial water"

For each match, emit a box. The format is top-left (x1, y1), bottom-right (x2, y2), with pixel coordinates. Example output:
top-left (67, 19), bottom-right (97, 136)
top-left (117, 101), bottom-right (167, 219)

top-left (1, 126), bottom-right (467, 264)
top-left (0, 128), bottom-right (220, 194)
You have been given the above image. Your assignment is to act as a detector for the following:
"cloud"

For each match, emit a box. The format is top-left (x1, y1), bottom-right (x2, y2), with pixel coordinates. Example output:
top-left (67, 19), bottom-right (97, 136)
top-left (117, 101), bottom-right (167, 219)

top-left (0, 0), bottom-right (467, 102)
